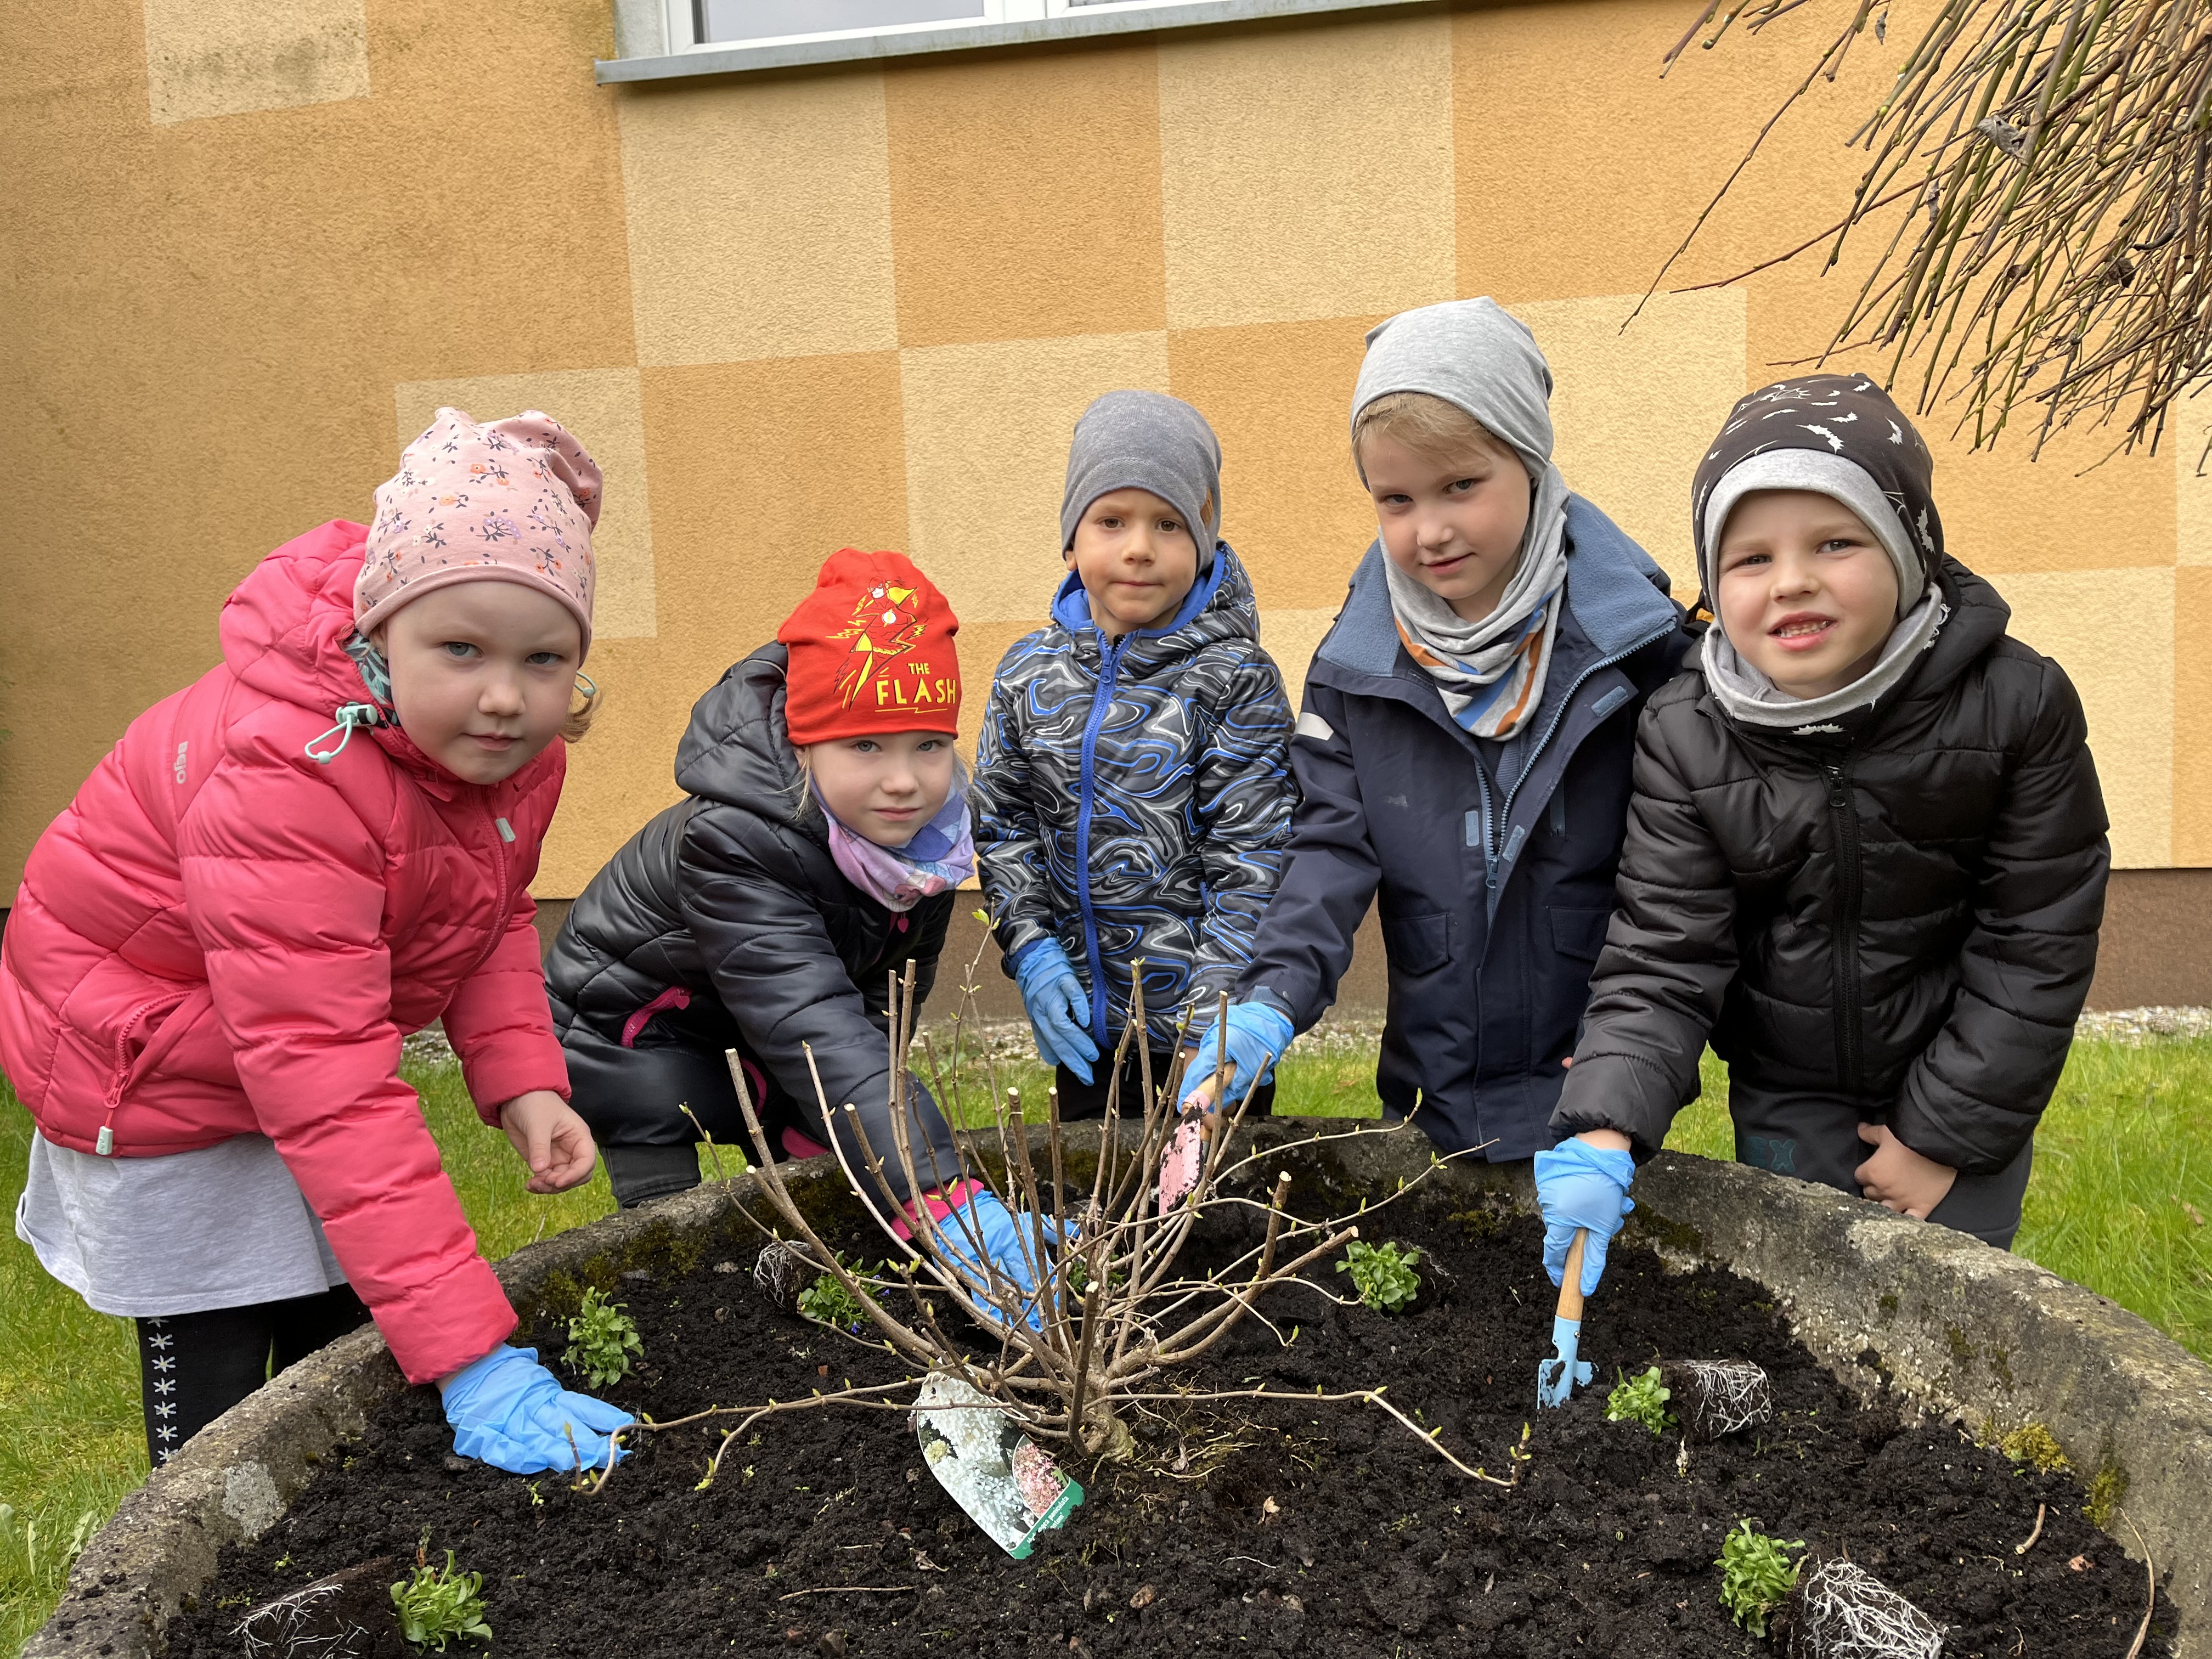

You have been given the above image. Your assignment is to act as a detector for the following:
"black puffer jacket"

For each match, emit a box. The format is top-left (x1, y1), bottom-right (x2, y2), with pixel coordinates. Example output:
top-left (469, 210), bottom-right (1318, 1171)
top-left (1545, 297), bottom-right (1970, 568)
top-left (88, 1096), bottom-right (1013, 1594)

top-left (1552, 560), bottom-right (2108, 1176)
top-left (546, 645), bottom-right (956, 1194)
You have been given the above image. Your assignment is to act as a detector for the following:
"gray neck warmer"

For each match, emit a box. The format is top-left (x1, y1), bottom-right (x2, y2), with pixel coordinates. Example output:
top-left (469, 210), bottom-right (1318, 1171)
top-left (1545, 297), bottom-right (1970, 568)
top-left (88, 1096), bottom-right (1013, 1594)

top-left (1060, 391), bottom-right (1223, 571)
top-left (1700, 584), bottom-right (1947, 731)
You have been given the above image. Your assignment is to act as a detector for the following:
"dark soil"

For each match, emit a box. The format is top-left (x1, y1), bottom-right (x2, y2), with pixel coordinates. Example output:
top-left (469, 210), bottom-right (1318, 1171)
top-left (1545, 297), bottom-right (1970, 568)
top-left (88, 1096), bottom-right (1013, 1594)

top-left (162, 1185), bottom-right (2172, 1658)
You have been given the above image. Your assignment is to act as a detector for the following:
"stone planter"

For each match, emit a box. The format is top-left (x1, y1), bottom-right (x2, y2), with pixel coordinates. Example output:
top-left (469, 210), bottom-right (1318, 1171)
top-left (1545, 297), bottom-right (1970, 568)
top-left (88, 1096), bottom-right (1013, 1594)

top-left (29, 1126), bottom-right (2212, 1657)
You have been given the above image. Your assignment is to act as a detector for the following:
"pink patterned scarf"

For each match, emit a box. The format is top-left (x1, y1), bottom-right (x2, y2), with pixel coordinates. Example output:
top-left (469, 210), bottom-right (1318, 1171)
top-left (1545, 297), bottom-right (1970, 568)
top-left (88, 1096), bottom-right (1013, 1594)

top-left (817, 778), bottom-right (975, 913)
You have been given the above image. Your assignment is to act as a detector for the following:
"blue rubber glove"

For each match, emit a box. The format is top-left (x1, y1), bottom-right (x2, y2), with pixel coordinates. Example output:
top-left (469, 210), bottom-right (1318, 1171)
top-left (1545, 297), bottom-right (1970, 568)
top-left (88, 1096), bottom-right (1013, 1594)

top-left (1181, 1001), bottom-right (1295, 1109)
top-left (1012, 940), bottom-right (1099, 1085)
top-left (932, 1188), bottom-right (1071, 1332)
top-left (1534, 1138), bottom-right (1637, 1297)
top-left (439, 1345), bottom-right (635, 1475)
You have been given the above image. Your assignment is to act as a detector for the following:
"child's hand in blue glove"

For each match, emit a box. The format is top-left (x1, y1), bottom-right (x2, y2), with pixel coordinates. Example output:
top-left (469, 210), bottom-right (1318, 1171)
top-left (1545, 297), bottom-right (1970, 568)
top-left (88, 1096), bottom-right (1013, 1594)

top-left (1011, 941), bottom-right (1099, 1085)
top-left (926, 1187), bottom-right (1070, 1332)
top-left (1533, 1135), bottom-right (1637, 1297)
top-left (439, 1345), bottom-right (634, 1475)
top-left (1181, 1001), bottom-right (1295, 1111)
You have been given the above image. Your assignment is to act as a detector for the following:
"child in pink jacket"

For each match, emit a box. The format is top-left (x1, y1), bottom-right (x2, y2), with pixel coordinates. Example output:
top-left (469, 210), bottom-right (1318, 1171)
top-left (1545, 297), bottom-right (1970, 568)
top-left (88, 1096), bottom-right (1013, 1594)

top-left (2, 409), bottom-right (629, 1475)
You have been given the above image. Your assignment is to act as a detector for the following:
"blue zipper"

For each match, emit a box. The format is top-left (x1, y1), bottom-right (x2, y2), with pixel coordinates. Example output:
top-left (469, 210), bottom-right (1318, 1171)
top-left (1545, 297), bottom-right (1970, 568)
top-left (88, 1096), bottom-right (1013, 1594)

top-left (1072, 631), bottom-right (1128, 1045)
top-left (1475, 619), bottom-right (1675, 911)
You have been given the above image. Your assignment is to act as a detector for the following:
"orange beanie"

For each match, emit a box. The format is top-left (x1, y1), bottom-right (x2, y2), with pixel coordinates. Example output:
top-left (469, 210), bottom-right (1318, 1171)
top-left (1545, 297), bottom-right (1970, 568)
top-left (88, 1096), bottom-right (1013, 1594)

top-left (777, 549), bottom-right (963, 745)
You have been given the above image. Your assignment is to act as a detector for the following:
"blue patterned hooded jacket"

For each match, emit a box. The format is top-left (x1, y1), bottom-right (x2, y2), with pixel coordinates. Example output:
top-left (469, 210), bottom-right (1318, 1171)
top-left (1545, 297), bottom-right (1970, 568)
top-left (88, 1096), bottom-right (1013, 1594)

top-left (973, 545), bottom-right (1296, 1052)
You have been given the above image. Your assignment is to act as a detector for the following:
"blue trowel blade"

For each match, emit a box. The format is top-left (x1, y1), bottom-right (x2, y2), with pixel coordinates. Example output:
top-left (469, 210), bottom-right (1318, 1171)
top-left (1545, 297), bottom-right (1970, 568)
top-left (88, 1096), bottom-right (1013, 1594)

top-left (1536, 1314), bottom-right (1593, 1409)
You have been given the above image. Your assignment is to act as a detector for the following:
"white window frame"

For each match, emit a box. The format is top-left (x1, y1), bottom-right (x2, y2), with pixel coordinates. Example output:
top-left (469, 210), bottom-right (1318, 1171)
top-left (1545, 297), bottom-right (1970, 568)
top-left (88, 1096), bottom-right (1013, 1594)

top-left (664, 0), bottom-right (1207, 54)
top-left (604, 0), bottom-right (1427, 81)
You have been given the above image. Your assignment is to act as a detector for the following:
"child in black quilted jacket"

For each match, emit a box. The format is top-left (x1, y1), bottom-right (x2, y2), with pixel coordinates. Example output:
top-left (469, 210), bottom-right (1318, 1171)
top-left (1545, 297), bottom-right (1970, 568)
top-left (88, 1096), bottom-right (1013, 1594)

top-left (1544, 376), bottom-right (2108, 1293)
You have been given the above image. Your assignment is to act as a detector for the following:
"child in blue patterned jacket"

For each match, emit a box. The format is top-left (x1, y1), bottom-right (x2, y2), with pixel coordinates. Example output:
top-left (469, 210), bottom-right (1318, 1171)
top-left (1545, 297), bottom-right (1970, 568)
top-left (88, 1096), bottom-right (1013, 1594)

top-left (972, 391), bottom-right (1296, 1115)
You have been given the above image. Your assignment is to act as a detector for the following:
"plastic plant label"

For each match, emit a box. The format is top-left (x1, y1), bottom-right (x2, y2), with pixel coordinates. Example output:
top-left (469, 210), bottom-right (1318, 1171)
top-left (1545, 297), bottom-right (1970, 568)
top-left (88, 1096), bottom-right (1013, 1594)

top-left (913, 1373), bottom-right (1082, 1559)
top-left (1159, 1112), bottom-right (1206, 1211)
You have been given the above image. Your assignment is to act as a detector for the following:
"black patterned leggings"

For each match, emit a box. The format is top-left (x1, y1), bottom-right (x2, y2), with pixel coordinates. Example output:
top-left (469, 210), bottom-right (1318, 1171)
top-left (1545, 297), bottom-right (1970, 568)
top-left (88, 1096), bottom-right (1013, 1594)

top-left (134, 1285), bottom-right (372, 1465)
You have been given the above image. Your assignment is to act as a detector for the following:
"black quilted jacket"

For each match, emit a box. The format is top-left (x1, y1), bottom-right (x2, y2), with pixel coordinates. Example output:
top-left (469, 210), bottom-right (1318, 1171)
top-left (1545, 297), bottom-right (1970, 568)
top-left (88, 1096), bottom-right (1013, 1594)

top-left (1551, 559), bottom-right (2109, 1176)
top-left (545, 645), bottom-right (955, 1191)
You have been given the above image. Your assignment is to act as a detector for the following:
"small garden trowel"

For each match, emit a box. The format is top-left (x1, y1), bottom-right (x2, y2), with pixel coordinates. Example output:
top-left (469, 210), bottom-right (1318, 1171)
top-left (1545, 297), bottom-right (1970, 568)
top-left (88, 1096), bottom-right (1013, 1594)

top-left (1536, 1228), bottom-right (1595, 1410)
top-left (913, 1373), bottom-right (1082, 1560)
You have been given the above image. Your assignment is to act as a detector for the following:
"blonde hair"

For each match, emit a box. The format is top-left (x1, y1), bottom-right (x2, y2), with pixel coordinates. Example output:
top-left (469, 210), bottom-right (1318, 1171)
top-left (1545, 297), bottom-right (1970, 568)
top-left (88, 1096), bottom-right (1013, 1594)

top-left (561, 675), bottom-right (600, 743)
top-left (1351, 391), bottom-right (1506, 482)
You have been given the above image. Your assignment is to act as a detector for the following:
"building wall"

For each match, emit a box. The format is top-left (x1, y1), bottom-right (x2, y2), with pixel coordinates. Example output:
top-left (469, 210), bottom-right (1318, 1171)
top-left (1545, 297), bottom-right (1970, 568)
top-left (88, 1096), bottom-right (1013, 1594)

top-left (4, 3), bottom-right (2204, 971)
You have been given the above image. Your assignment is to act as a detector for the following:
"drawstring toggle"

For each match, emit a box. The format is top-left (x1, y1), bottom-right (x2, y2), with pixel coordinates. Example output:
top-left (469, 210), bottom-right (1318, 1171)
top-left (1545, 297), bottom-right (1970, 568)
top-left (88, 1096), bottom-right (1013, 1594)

top-left (304, 703), bottom-right (387, 765)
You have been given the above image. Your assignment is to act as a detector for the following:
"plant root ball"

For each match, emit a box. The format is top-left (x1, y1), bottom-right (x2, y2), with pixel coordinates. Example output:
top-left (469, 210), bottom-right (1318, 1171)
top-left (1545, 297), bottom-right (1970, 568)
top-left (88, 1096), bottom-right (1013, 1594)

top-left (1661, 1359), bottom-right (1775, 1441)
top-left (754, 1242), bottom-right (816, 1313)
top-left (232, 1558), bottom-right (402, 1658)
top-left (1784, 1558), bottom-right (1943, 1659)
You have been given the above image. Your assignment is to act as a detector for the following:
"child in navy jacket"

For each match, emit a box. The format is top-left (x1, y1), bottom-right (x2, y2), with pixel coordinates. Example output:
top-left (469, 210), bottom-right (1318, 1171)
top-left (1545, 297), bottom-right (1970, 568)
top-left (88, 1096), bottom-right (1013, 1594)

top-left (1187, 300), bottom-right (1698, 1160)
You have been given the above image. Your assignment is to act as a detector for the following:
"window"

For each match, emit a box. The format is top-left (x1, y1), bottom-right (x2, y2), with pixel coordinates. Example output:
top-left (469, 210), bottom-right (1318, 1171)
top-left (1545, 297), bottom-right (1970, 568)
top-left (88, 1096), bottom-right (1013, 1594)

top-left (669, 0), bottom-right (1202, 53)
top-left (606, 0), bottom-right (1418, 78)
top-left (689, 1), bottom-right (985, 49)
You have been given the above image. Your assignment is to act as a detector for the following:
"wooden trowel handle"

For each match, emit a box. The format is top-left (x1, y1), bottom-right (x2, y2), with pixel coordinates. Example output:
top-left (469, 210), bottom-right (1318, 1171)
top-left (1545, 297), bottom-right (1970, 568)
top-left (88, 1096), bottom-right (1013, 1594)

top-left (1556, 1228), bottom-right (1589, 1322)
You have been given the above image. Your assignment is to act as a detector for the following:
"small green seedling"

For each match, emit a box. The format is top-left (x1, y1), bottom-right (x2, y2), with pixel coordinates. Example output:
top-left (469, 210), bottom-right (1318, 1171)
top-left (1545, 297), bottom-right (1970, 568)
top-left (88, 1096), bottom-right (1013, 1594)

top-left (563, 1285), bottom-right (642, 1389)
top-left (1715, 1517), bottom-right (1804, 1637)
top-left (1337, 1240), bottom-right (1421, 1313)
top-left (391, 1535), bottom-right (492, 1652)
top-left (797, 1262), bottom-right (879, 1331)
top-left (1605, 1366), bottom-right (1675, 1437)
top-left (1064, 1259), bottom-right (1127, 1297)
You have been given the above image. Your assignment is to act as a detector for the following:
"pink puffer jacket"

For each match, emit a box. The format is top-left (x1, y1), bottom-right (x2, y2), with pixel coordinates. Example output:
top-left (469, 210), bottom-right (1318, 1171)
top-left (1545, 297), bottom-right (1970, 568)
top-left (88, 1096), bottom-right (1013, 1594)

top-left (0, 521), bottom-right (571, 1383)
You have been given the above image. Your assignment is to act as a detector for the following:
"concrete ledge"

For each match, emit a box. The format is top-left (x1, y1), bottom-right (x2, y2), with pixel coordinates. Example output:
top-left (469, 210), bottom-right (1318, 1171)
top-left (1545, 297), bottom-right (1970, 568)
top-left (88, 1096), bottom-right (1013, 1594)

top-left (1630, 1153), bottom-right (2212, 1650)
top-left (31, 1129), bottom-right (2212, 1655)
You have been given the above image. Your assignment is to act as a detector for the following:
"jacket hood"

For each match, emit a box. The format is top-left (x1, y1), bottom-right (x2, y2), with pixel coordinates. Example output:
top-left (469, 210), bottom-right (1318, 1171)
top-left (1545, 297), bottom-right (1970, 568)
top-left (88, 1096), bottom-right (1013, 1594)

top-left (219, 520), bottom-right (385, 719)
top-left (1903, 557), bottom-right (2008, 702)
top-left (218, 518), bottom-right (556, 795)
top-left (1047, 541), bottom-right (1262, 675)
top-left (675, 643), bottom-right (821, 838)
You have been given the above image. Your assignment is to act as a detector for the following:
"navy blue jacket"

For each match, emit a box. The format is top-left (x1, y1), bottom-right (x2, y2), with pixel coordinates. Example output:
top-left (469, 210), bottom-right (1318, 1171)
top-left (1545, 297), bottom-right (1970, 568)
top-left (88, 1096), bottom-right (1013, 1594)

top-left (1237, 498), bottom-right (1696, 1160)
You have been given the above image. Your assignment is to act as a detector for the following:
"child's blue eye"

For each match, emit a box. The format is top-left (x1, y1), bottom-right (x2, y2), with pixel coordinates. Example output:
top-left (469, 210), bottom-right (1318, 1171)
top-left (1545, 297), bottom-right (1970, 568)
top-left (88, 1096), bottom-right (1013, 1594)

top-left (442, 641), bottom-right (479, 659)
top-left (526, 651), bottom-right (564, 666)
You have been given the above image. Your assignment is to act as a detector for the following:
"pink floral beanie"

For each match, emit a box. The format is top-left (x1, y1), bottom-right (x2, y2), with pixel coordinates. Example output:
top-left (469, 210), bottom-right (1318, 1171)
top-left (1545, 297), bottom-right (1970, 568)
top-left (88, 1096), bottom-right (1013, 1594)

top-left (357, 407), bottom-right (602, 658)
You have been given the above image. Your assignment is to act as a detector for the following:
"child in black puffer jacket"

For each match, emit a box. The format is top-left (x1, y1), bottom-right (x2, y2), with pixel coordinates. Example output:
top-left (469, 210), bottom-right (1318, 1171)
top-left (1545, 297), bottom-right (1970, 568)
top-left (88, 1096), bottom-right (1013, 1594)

top-left (546, 549), bottom-right (1047, 1324)
top-left (1542, 377), bottom-right (2108, 1297)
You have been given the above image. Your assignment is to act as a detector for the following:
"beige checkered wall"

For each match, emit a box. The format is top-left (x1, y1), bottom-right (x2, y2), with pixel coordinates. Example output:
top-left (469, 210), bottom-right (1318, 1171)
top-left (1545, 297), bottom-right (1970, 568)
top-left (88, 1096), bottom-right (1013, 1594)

top-left (1, 0), bottom-right (2194, 897)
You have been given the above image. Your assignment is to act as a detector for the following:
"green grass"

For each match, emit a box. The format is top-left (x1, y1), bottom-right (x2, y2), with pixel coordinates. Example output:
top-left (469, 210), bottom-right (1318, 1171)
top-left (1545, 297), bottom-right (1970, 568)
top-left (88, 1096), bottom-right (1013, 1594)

top-left (3, 1034), bottom-right (2208, 1653)
top-left (2015, 1040), bottom-right (2212, 1358)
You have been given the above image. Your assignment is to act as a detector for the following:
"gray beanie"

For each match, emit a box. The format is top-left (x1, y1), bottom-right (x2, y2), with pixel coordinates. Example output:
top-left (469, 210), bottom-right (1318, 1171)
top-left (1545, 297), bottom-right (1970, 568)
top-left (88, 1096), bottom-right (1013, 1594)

top-left (1059, 390), bottom-right (1223, 571)
top-left (1350, 297), bottom-right (1557, 480)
